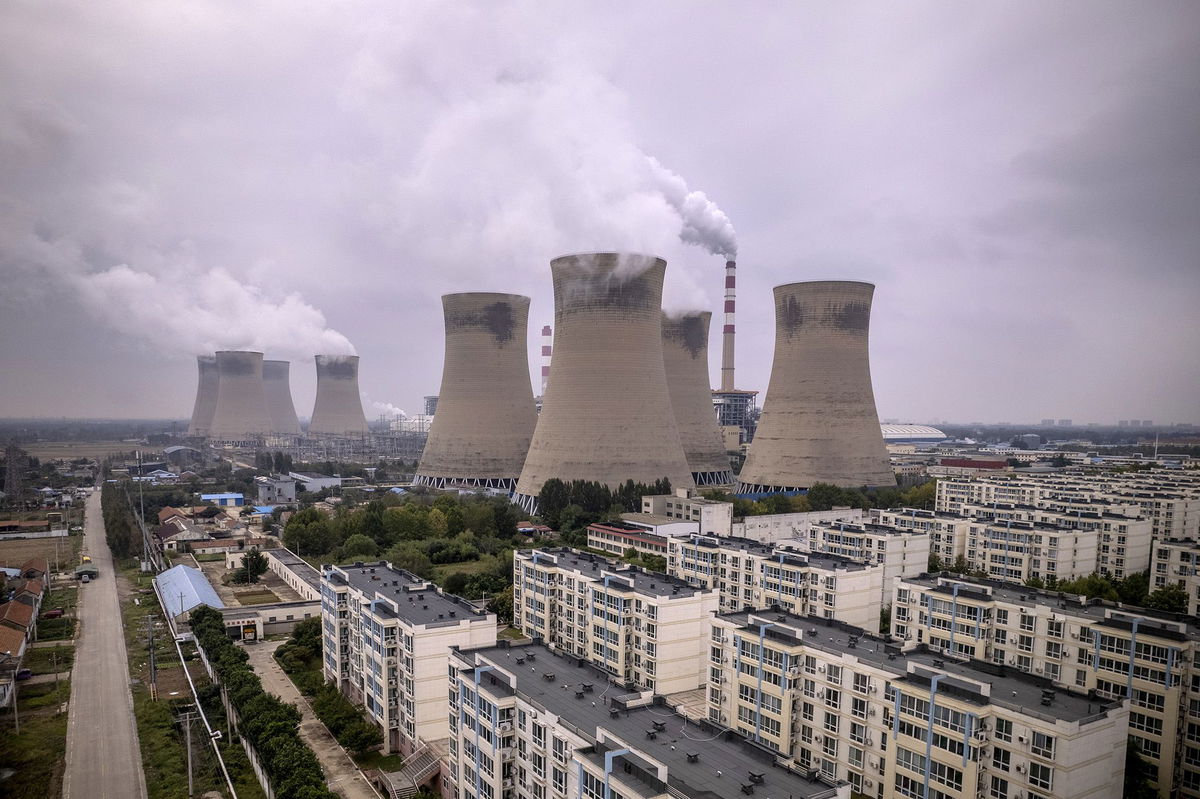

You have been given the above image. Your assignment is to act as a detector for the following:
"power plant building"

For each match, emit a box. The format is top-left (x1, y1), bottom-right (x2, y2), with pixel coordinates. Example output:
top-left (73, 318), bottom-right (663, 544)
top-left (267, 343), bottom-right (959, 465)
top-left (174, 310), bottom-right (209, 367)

top-left (206, 350), bottom-right (273, 443)
top-left (187, 354), bottom-right (219, 437)
top-left (262, 359), bottom-right (301, 435)
top-left (307, 354), bottom-right (369, 436)
top-left (662, 311), bottom-right (733, 486)
top-left (737, 281), bottom-right (893, 494)
top-left (415, 292), bottom-right (538, 490)
top-left (514, 253), bottom-right (694, 512)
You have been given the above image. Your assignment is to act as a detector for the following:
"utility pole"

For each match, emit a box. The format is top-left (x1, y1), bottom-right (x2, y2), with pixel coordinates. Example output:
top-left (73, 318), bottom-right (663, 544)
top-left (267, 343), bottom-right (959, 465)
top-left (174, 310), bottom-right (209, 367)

top-left (178, 708), bottom-right (199, 798)
top-left (146, 613), bottom-right (157, 700)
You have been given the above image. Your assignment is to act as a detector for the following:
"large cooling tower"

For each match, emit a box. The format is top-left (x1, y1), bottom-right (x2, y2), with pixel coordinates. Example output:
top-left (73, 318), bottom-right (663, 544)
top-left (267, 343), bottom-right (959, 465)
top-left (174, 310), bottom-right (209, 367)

top-left (187, 354), bottom-right (219, 437)
top-left (662, 312), bottom-right (734, 487)
top-left (208, 351), bottom-right (272, 441)
top-left (308, 355), bottom-right (369, 436)
top-left (513, 253), bottom-right (694, 512)
top-left (737, 281), bottom-right (893, 493)
top-left (262, 360), bottom-right (302, 435)
top-left (415, 293), bottom-right (538, 490)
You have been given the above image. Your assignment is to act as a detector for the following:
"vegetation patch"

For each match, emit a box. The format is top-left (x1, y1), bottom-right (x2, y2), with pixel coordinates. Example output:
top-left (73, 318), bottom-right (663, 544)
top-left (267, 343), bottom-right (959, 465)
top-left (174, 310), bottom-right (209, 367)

top-left (23, 645), bottom-right (74, 676)
top-left (232, 588), bottom-right (280, 606)
top-left (0, 682), bottom-right (69, 799)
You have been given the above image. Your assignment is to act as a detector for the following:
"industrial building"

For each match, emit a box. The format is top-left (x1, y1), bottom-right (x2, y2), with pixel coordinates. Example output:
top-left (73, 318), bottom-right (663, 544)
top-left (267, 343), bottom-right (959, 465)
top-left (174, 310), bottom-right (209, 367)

top-left (662, 311), bottom-right (734, 487)
top-left (893, 573), bottom-right (1200, 797)
top-left (308, 354), bottom-right (369, 436)
top-left (514, 253), bottom-right (694, 512)
top-left (207, 350), bottom-right (273, 443)
top-left (878, 424), bottom-right (947, 444)
top-left (415, 293), bottom-right (538, 490)
top-left (737, 281), bottom-right (893, 494)
top-left (262, 359), bottom-right (302, 435)
top-left (187, 354), bottom-right (219, 437)
top-left (708, 609), bottom-right (1129, 799)
top-left (512, 548), bottom-right (718, 694)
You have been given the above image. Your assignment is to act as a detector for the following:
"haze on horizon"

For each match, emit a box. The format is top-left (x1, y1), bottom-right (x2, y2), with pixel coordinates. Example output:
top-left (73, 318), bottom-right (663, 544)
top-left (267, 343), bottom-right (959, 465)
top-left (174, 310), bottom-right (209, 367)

top-left (1, 1), bottom-right (1197, 426)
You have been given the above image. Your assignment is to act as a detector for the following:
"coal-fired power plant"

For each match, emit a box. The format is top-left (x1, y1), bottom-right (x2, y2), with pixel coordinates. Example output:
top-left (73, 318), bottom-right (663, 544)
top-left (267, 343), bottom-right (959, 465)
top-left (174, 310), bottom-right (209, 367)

top-left (187, 354), bottom-right (219, 437)
top-left (208, 350), bottom-right (273, 442)
top-left (662, 311), bottom-right (734, 487)
top-left (737, 280), bottom-right (893, 493)
top-left (262, 359), bottom-right (302, 435)
top-left (415, 293), bottom-right (538, 490)
top-left (308, 354), bottom-right (369, 436)
top-left (514, 253), bottom-right (695, 512)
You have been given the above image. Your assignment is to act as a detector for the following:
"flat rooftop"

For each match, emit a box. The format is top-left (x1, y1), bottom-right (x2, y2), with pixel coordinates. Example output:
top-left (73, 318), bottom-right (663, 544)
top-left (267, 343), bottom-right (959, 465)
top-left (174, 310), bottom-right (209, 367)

top-left (460, 642), bottom-right (842, 799)
top-left (717, 610), bottom-right (1123, 725)
top-left (520, 549), bottom-right (707, 599)
top-left (811, 520), bottom-right (927, 537)
top-left (678, 536), bottom-right (874, 572)
top-left (621, 512), bottom-right (698, 528)
top-left (324, 561), bottom-right (491, 627)
top-left (266, 548), bottom-right (322, 592)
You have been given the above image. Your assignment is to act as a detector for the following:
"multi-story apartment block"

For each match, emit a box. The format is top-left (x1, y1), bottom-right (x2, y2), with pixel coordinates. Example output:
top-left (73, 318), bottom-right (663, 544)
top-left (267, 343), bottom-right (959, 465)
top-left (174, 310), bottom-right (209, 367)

top-left (445, 641), bottom-right (849, 799)
top-left (708, 609), bottom-right (1128, 799)
top-left (640, 488), bottom-right (734, 534)
top-left (804, 520), bottom-right (929, 603)
top-left (587, 520), bottom-right (694, 559)
top-left (320, 562), bottom-right (497, 754)
top-left (893, 573), bottom-right (1200, 797)
top-left (666, 534), bottom-right (883, 631)
top-left (512, 548), bottom-right (718, 694)
top-left (730, 508), bottom-right (865, 544)
top-left (1152, 537), bottom-right (1200, 614)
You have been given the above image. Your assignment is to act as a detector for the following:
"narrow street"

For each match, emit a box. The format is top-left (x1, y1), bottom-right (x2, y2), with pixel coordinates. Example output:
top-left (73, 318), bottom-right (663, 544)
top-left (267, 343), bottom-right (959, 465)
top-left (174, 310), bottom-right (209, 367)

top-left (62, 491), bottom-right (148, 799)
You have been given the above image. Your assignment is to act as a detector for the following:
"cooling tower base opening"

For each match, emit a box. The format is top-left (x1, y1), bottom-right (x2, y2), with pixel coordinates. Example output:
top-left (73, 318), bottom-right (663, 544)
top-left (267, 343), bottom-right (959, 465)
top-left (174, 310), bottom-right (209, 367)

top-left (692, 470), bottom-right (735, 487)
top-left (512, 493), bottom-right (539, 515)
top-left (413, 475), bottom-right (517, 491)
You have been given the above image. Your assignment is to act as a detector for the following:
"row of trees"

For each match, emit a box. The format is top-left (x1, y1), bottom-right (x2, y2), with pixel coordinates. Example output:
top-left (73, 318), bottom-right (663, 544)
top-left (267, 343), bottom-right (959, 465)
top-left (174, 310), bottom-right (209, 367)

top-left (100, 481), bottom-right (140, 558)
top-left (191, 606), bottom-right (338, 799)
top-left (536, 477), bottom-right (673, 532)
top-left (703, 479), bottom-right (938, 518)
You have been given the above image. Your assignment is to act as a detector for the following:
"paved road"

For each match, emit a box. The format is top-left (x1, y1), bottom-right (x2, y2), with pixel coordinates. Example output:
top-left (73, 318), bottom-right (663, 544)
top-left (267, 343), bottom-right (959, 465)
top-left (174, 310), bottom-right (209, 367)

top-left (246, 640), bottom-right (379, 799)
top-left (63, 491), bottom-right (148, 799)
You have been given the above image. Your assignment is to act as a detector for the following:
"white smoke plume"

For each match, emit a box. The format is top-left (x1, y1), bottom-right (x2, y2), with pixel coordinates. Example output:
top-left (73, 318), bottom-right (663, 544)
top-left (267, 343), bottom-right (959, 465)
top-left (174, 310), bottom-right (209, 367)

top-left (647, 157), bottom-right (738, 259)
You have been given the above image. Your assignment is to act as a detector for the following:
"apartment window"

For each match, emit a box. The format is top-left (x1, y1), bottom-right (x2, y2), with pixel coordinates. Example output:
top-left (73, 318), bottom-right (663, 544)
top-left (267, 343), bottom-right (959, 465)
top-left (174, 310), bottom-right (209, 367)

top-left (825, 688), bottom-right (841, 710)
top-left (852, 697), bottom-right (868, 719)
top-left (1028, 763), bottom-right (1053, 791)
top-left (996, 610), bottom-right (1009, 625)
top-left (992, 747), bottom-right (1010, 772)
top-left (1046, 620), bottom-right (1063, 639)
top-left (1031, 731), bottom-right (1055, 759)
top-left (850, 721), bottom-right (866, 744)
top-left (994, 630), bottom-right (1007, 645)
top-left (823, 711), bottom-right (839, 734)
top-left (848, 746), bottom-right (863, 769)
top-left (989, 776), bottom-right (1008, 799)
top-left (1129, 713), bottom-right (1163, 736)
top-left (994, 718), bottom-right (1012, 742)
top-left (822, 735), bottom-right (838, 758)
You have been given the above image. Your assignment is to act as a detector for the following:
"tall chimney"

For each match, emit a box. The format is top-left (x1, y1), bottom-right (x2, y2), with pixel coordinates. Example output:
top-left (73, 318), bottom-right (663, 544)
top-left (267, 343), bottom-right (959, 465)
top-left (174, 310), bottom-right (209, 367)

top-left (415, 293), bottom-right (538, 490)
top-left (540, 324), bottom-right (552, 396)
top-left (720, 259), bottom-right (736, 391)
top-left (308, 355), bottom-right (369, 436)
top-left (662, 311), bottom-right (734, 487)
top-left (513, 253), bottom-right (695, 513)
top-left (737, 281), bottom-right (893, 493)
top-left (187, 354), bottom-right (219, 437)
top-left (208, 351), bottom-right (272, 442)
top-left (262, 360), bottom-right (302, 435)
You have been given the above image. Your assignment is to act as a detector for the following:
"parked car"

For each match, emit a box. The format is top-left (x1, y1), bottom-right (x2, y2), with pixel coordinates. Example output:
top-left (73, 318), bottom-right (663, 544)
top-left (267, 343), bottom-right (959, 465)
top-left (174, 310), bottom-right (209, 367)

top-left (15, 669), bottom-right (32, 681)
top-left (41, 608), bottom-right (65, 619)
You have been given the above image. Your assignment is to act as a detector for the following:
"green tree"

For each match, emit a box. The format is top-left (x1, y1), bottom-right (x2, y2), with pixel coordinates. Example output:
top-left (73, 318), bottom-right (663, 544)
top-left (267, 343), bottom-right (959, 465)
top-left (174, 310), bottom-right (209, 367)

top-left (928, 554), bottom-right (944, 572)
top-left (1123, 740), bottom-right (1158, 799)
top-left (488, 586), bottom-right (514, 624)
top-left (1145, 582), bottom-right (1188, 613)
top-left (233, 548), bottom-right (269, 584)
top-left (341, 533), bottom-right (379, 559)
top-left (879, 604), bottom-right (891, 634)
top-left (1116, 570), bottom-right (1150, 606)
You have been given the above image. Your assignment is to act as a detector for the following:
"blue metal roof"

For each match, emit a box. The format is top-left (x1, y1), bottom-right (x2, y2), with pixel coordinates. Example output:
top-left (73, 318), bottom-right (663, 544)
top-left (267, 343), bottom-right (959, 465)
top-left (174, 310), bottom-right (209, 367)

top-left (201, 493), bottom-right (244, 500)
top-left (252, 505), bottom-right (276, 514)
top-left (155, 564), bottom-right (224, 617)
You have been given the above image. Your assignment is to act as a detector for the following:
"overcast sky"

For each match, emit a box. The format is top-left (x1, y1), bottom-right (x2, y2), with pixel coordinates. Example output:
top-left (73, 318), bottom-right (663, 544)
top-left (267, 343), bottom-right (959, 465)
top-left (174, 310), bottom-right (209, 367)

top-left (2, 1), bottom-right (1197, 425)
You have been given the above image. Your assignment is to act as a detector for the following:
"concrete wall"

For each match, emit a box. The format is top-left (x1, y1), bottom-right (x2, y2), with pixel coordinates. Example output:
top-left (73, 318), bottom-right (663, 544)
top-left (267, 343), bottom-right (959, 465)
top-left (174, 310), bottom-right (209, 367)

top-left (308, 354), bottom-right (368, 435)
top-left (262, 360), bottom-right (301, 435)
top-left (209, 351), bottom-right (272, 441)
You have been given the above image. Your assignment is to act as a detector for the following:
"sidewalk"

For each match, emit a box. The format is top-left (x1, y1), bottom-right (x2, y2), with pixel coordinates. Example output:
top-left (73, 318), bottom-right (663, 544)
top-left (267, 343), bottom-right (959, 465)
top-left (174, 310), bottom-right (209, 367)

top-left (245, 640), bottom-right (380, 799)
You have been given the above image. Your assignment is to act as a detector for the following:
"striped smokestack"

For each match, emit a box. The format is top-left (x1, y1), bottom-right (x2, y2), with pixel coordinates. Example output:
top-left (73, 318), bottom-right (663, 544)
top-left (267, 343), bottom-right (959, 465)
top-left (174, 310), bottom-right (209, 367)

top-left (540, 324), bottom-right (552, 395)
top-left (720, 259), bottom-right (736, 391)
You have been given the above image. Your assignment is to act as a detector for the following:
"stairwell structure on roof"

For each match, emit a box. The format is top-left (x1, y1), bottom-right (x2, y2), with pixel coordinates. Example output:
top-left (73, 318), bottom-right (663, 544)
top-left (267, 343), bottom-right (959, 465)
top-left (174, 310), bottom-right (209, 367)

top-left (208, 350), bottom-right (272, 443)
top-left (262, 359), bottom-right (302, 435)
top-left (737, 280), bottom-right (893, 494)
top-left (308, 355), bottom-right (369, 436)
top-left (662, 311), bottom-right (734, 487)
top-left (187, 354), bottom-right (219, 437)
top-left (513, 252), bottom-right (694, 513)
top-left (415, 292), bottom-right (538, 490)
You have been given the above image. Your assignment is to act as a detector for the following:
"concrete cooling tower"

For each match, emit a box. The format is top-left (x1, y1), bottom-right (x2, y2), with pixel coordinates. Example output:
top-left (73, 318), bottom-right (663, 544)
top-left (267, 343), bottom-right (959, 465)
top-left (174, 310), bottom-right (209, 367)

top-left (208, 351), bottom-right (272, 442)
top-left (662, 312), bottom-right (734, 487)
top-left (737, 281), bottom-right (893, 493)
top-left (308, 355), bottom-right (369, 436)
top-left (415, 293), bottom-right (538, 490)
top-left (187, 354), bottom-right (219, 437)
top-left (262, 359), bottom-right (302, 435)
top-left (514, 253), bottom-right (694, 512)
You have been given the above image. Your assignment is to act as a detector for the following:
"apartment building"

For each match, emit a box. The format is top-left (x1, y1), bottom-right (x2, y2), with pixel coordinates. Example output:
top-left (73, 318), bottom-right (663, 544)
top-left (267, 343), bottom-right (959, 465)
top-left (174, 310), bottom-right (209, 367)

top-left (708, 609), bottom-right (1127, 799)
top-left (640, 488), bottom-right (734, 534)
top-left (586, 519), bottom-right (695, 559)
top-left (666, 534), bottom-right (883, 631)
top-left (873, 508), bottom-right (973, 565)
top-left (731, 507), bottom-right (865, 544)
top-left (893, 573), bottom-right (1200, 797)
top-left (444, 641), bottom-right (849, 799)
top-left (804, 520), bottom-right (929, 602)
top-left (512, 548), bottom-right (718, 694)
top-left (1152, 537), bottom-right (1200, 614)
top-left (320, 562), bottom-right (497, 754)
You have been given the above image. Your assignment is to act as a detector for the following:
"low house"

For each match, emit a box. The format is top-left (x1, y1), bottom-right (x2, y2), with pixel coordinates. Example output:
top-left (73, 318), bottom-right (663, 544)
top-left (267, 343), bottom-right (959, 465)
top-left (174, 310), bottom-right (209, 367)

top-left (200, 493), bottom-right (244, 507)
top-left (255, 475), bottom-right (297, 505)
top-left (287, 471), bottom-right (341, 492)
top-left (0, 601), bottom-right (35, 642)
top-left (153, 564), bottom-right (224, 627)
top-left (154, 517), bottom-right (212, 552)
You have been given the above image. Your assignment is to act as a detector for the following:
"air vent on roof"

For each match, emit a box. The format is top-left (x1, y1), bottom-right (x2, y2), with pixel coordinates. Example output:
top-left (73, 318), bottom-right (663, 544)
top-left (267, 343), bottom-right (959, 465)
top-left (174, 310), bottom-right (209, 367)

top-left (423, 605), bottom-right (428, 610)
top-left (515, 657), bottom-right (525, 665)
top-left (438, 614), bottom-right (444, 619)
top-left (686, 753), bottom-right (699, 763)
top-left (543, 673), bottom-right (556, 682)
top-left (450, 611), bottom-right (456, 618)
top-left (932, 658), bottom-right (944, 668)
top-left (748, 772), bottom-right (764, 785)
top-left (527, 653), bottom-right (536, 661)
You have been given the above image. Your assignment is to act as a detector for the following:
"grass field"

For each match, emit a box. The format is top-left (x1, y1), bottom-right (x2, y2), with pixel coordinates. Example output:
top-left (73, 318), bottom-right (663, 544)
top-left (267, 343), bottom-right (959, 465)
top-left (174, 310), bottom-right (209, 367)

top-left (232, 588), bottom-right (280, 605)
top-left (24, 645), bottom-right (75, 676)
top-left (20, 440), bottom-right (139, 460)
top-left (0, 534), bottom-right (81, 571)
top-left (0, 679), bottom-right (70, 799)
top-left (430, 558), bottom-right (496, 584)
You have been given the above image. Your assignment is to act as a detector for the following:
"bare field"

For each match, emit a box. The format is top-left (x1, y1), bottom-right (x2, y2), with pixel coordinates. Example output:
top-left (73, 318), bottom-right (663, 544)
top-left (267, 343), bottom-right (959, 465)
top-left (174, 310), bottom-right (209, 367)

top-left (20, 440), bottom-right (139, 460)
top-left (0, 535), bottom-right (80, 570)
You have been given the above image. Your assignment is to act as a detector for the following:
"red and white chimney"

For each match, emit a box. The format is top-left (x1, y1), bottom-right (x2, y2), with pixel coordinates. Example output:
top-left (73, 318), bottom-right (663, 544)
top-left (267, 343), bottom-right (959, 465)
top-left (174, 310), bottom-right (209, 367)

top-left (720, 259), bottom-right (736, 391)
top-left (540, 324), bottom-right (552, 395)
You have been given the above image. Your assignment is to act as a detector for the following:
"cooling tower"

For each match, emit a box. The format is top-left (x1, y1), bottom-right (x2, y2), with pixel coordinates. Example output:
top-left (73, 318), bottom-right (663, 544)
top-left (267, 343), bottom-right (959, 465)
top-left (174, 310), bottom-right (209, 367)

top-left (737, 281), bottom-right (893, 493)
top-left (308, 355), bottom-right (369, 436)
top-left (513, 253), bottom-right (694, 512)
top-left (414, 293), bottom-right (538, 490)
top-left (187, 354), bottom-right (219, 437)
top-left (208, 351), bottom-right (272, 441)
top-left (662, 312), bottom-right (734, 487)
top-left (262, 359), bottom-right (302, 435)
